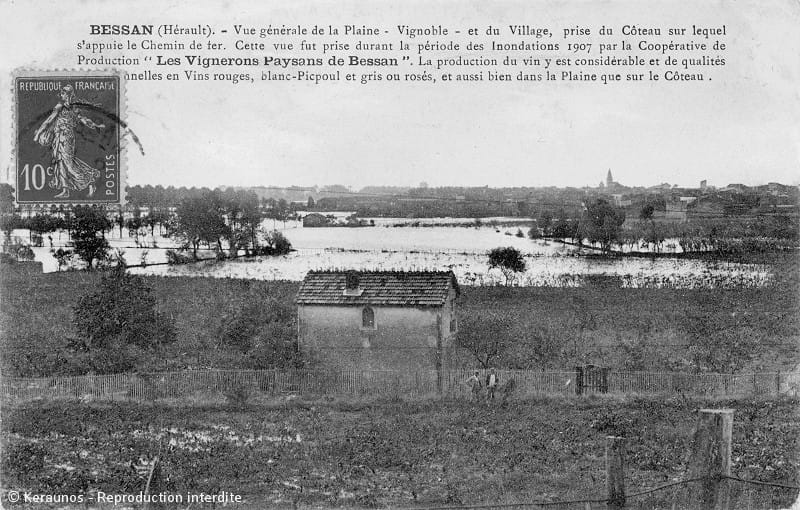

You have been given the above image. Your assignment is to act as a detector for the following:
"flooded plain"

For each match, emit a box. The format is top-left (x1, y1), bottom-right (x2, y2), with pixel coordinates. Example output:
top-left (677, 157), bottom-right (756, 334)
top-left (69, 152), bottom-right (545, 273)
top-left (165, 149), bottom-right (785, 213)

top-left (18, 221), bottom-right (773, 288)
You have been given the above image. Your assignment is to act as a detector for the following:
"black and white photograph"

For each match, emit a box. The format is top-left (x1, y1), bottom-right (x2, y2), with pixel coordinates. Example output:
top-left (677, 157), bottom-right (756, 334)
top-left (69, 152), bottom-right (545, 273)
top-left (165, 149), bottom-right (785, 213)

top-left (0, 1), bottom-right (798, 508)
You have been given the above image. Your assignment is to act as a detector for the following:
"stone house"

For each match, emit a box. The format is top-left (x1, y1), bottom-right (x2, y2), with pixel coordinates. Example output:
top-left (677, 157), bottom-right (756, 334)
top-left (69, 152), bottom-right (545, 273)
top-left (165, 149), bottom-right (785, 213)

top-left (295, 270), bottom-right (459, 373)
top-left (302, 213), bottom-right (330, 227)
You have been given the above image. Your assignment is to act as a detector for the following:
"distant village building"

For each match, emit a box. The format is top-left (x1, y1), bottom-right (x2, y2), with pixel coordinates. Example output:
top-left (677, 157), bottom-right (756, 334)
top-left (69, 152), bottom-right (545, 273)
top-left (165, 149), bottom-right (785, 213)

top-left (611, 194), bottom-right (632, 207)
top-left (295, 270), bottom-right (459, 373)
top-left (302, 213), bottom-right (330, 227)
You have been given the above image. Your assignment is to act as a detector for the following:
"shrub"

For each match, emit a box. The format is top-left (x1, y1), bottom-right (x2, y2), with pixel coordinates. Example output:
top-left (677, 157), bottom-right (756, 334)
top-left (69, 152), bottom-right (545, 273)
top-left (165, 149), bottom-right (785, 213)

top-left (166, 249), bottom-right (193, 265)
top-left (52, 248), bottom-right (74, 271)
top-left (73, 264), bottom-right (176, 355)
top-left (258, 230), bottom-right (292, 256)
top-left (8, 243), bottom-right (35, 261)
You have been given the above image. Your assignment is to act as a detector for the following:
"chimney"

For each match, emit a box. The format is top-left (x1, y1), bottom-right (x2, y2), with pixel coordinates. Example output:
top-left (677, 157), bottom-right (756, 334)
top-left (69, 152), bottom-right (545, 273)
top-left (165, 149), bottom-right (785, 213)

top-left (344, 271), bottom-right (362, 295)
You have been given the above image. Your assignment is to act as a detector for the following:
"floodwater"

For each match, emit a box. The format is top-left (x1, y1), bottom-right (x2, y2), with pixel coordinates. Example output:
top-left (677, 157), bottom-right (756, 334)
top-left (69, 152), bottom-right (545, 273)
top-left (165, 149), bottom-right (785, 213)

top-left (15, 222), bottom-right (773, 288)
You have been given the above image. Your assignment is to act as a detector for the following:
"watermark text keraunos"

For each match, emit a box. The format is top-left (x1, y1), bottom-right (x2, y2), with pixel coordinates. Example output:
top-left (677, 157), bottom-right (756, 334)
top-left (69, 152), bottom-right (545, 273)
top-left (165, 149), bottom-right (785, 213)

top-left (4, 490), bottom-right (243, 505)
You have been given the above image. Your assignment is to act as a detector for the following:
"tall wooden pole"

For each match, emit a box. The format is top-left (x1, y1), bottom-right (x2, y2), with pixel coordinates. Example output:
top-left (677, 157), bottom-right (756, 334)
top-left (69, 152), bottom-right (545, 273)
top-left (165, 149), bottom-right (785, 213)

top-left (688, 409), bottom-right (734, 510)
top-left (606, 436), bottom-right (626, 508)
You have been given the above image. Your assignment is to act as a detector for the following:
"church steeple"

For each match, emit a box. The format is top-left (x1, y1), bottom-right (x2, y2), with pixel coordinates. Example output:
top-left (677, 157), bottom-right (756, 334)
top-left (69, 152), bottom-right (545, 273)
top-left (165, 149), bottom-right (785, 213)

top-left (606, 169), bottom-right (614, 187)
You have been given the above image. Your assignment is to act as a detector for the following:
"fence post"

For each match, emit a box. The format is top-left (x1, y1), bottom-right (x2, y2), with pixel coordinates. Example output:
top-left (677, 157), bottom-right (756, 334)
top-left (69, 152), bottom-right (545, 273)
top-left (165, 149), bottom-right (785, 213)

top-left (575, 366), bottom-right (584, 396)
top-left (600, 368), bottom-right (610, 394)
top-left (605, 436), bottom-right (626, 508)
top-left (775, 372), bottom-right (781, 395)
top-left (688, 408), bottom-right (734, 510)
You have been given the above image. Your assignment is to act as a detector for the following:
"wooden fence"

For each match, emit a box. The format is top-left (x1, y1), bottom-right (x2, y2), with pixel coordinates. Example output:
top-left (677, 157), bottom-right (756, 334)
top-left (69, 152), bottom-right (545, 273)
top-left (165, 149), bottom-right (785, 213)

top-left (1, 369), bottom-right (797, 404)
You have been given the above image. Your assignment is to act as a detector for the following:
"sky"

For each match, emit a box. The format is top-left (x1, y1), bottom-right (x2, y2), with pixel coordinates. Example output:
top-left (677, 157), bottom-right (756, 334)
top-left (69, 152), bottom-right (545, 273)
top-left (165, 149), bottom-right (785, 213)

top-left (1, 0), bottom-right (798, 190)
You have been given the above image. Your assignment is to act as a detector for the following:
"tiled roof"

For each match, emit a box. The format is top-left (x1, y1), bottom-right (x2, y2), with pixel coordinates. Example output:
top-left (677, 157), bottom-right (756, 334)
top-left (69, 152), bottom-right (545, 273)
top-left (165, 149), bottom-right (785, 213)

top-left (295, 270), bottom-right (458, 306)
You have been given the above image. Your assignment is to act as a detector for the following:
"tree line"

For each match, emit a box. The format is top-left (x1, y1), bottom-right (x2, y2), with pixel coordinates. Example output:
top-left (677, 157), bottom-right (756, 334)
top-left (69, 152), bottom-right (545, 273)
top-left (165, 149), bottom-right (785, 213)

top-left (1, 187), bottom-right (292, 270)
top-left (530, 198), bottom-right (798, 255)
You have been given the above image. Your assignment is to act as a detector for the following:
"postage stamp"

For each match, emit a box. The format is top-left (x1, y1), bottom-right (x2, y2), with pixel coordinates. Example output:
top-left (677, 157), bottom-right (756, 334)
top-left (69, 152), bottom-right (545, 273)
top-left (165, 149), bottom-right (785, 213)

top-left (13, 70), bottom-right (125, 205)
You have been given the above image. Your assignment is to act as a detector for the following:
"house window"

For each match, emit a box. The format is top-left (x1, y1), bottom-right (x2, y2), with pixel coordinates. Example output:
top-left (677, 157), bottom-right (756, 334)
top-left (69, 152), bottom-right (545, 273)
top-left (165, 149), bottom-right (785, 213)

top-left (362, 307), bottom-right (375, 329)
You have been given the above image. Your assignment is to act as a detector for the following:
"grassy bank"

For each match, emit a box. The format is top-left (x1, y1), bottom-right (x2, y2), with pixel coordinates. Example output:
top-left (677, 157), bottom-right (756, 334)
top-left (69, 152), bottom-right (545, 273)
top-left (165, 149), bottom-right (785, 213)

top-left (1, 252), bottom-right (797, 376)
top-left (1, 395), bottom-right (797, 508)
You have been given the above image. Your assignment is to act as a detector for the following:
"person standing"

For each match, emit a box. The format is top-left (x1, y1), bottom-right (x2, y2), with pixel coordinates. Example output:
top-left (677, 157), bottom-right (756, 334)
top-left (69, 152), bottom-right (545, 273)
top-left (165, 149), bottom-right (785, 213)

top-left (486, 368), bottom-right (499, 400)
top-left (465, 371), bottom-right (482, 401)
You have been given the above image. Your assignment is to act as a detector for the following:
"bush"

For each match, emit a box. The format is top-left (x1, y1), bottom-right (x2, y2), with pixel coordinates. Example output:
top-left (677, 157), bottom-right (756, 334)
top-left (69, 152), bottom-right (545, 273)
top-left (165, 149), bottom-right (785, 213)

top-left (73, 264), bottom-right (176, 354)
top-left (8, 243), bottom-right (35, 261)
top-left (52, 248), bottom-right (74, 271)
top-left (166, 249), bottom-right (194, 265)
top-left (258, 230), bottom-right (292, 256)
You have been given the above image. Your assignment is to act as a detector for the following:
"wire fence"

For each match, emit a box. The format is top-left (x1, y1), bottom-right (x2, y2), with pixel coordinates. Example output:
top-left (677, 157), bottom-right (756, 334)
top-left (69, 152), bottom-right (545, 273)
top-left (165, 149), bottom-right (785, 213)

top-left (42, 476), bottom-right (798, 509)
top-left (2, 369), bottom-right (797, 404)
top-left (397, 476), bottom-right (800, 510)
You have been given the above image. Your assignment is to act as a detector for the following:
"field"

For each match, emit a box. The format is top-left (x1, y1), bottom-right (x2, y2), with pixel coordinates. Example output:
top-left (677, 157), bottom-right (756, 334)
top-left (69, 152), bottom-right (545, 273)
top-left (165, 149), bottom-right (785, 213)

top-left (1, 251), bottom-right (798, 377)
top-left (2, 395), bottom-right (797, 508)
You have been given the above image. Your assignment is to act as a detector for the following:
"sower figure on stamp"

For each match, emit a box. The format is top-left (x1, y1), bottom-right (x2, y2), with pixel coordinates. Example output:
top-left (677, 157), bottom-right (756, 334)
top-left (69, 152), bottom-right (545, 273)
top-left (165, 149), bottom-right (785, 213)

top-left (33, 84), bottom-right (104, 199)
top-left (486, 367), bottom-right (499, 400)
top-left (465, 370), bottom-right (482, 401)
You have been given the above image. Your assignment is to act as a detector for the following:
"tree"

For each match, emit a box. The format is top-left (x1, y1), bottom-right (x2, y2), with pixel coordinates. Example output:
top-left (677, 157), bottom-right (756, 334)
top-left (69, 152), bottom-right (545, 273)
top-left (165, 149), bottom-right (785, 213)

top-left (0, 214), bottom-right (24, 247)
top-left (488, 247), bottom-right (526, 285)
top-left (223, 189), bottom-right (263, 256)
top-left (639, 204), bottom-right (654, 221)
top-left (71, 206), bottom-right (112, 269)
top-left (455, 311), bottom-right (514, 368)
top-left (271, 198), bottom-right (290, 228)
top-left (169, 191), bottom-right (229, 258)
top-left (113, 207), bottom-right (125, 238)
top-left (259, 229), bottom-right (292, 255)
top-left (27, 214), bottom-right (61, 246)
top-left (583, 199), bottom-right (625, 252)
top-left (538, 211), bottom-right (553, 235)
top-left (551, 209), bottom-right (580, 242)
top-left (639, 204), bottom-right (663, 252)
top-left (72, 263), bottom-right (175, 352)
